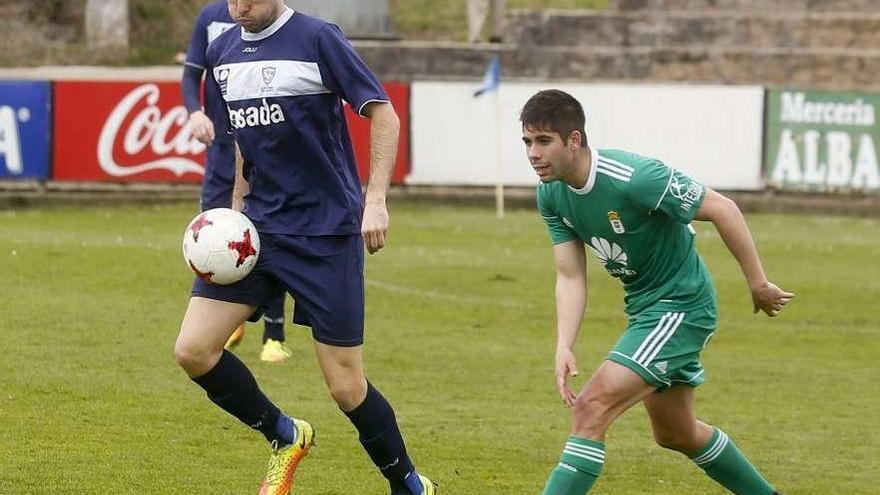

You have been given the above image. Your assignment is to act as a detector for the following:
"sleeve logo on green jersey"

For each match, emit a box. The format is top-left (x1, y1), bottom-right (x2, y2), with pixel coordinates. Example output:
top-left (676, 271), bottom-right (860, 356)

top-left (588, 237), bottom-right (637, 278)
top-left (668, 173), bottom-right (703, 212)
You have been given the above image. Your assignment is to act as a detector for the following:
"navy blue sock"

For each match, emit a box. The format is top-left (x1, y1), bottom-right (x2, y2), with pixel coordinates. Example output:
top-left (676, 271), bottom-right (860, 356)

top-left (262, 294), bottom-right (286, 343)
top-left (191, 350), bottom-right (288, 445)
top-left (343, 382), bottom-right (421, 494)
top-left (275, 413), bottom-right (297, 446)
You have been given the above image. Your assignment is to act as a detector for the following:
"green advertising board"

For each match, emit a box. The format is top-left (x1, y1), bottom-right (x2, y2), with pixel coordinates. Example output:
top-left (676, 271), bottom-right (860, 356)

top-left (765, 89), bottom-right (879, 192)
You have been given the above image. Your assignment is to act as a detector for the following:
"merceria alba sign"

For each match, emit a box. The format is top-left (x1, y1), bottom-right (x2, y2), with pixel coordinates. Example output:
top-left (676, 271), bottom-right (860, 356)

top-left (765, 89), bottom-right (879, 192)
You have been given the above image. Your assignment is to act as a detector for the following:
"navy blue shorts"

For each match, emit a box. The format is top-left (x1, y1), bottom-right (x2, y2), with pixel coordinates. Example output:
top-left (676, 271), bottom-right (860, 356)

top-left (192, 234), bottom-right (365, 347)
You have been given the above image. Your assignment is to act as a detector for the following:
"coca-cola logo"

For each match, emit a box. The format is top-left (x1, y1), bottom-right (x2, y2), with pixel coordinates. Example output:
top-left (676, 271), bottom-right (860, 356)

top-left (98, 84), bottom-right (207, 177)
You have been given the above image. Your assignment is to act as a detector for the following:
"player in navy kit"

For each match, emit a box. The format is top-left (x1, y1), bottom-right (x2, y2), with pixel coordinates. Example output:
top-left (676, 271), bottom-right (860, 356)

top-left (173, 1), bottom-right (436, 494)
top-left (181, 0), bottom-right (292, 364)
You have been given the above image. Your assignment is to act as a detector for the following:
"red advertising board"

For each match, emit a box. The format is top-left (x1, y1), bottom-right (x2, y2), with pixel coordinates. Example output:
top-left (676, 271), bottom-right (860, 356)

top-left (53, 80), bottom-right (410, 184)
top-left (54, 81), bottom-right (206, 182)
top-left (344, 82), bottom-right (410, 184)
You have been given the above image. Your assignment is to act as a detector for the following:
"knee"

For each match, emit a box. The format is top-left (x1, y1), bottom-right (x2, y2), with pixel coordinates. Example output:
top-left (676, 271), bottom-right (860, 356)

top-left (327, 378), bottom-right (367, 411)
top-left (652, 428), bottom-right (698, 453)
top-left (571, 394), bottom-right (613, 438)
top-left (174, 338), bottom-right (216, 376)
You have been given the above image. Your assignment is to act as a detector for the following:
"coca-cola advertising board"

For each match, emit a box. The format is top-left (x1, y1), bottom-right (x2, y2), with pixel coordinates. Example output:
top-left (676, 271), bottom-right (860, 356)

top-left (53, 80), bottom-right (410, 184)
top-left (54, 81), bottom-right (206, 182)
top-left (0, 81), bottom-right (51, 180)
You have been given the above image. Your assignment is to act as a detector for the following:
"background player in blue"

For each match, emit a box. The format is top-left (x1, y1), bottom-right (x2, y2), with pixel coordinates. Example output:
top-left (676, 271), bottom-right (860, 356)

top-left (181, 0), bottom-right (292, 364)
top-left (173, 1), bottom-right (436, 494)
top-left (521, 90), bottom-right (794, 495)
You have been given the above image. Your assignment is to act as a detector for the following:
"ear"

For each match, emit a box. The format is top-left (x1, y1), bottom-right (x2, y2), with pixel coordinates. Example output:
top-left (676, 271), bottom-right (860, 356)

top-left (568, 130), bottom-right (582, 150)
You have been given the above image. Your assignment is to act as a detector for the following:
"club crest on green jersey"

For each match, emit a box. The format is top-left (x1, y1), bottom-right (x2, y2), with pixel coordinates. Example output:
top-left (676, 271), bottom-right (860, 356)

top-left (588, 237), bottom-right (637, 278)
top-left (608, 211), bottom-right (626, 234)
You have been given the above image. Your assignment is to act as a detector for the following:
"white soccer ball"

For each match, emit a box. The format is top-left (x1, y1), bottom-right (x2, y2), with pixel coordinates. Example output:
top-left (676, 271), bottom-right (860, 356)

top-left (182, 208), bottom-right (260, 285)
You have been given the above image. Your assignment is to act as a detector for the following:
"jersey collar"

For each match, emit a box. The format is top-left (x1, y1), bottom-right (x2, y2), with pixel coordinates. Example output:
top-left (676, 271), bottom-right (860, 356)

top-left (567, 144), bottom-right (599, 195)
top-left (241, 6), bottom-right (294, 41)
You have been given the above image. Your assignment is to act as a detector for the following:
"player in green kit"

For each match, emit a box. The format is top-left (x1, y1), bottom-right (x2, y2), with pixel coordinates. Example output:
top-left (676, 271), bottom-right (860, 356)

top-left (522, 90), bottom-right (794, 495)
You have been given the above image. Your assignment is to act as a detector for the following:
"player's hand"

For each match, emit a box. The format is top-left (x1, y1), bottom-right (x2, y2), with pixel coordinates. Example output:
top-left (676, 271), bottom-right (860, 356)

top-left (751, 280), bottom-right (795, 317)
top-left (554, 348), bottom-right (580, 407)
top-left (361, 199), bottom-right (389, 254)
top-left (188, 110), bottom-right (215, 146)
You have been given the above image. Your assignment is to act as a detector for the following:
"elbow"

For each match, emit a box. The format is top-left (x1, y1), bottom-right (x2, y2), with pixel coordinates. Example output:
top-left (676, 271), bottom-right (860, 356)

top-left (717, 194), bottom-right (740, 214)
top-left (698, 190), bottom-right (742, 223)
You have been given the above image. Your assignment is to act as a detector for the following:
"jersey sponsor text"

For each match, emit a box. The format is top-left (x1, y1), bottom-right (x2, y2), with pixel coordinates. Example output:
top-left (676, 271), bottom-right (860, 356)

top-left (669, 174), bottom-right (704, 212)
top-left (229, 99), bottom-right (286, 129)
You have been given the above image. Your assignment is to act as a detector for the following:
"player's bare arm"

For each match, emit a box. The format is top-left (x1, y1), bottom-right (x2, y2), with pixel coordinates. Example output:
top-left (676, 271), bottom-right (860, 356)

top-left (552, 240), bottom-right (587, 407)
top-left (694, 188), bottom-right (795, 316)
top-left (231, 142), bottom-right (249, 211)
top-left (361, 101), bottom-right (400, 254)
top-left (188, 110), bottom-right (216, 146)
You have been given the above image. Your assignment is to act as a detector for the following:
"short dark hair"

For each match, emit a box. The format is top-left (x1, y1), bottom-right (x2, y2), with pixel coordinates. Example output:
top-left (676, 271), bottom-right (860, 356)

top-left (520, 89), bottom-right (588, 148)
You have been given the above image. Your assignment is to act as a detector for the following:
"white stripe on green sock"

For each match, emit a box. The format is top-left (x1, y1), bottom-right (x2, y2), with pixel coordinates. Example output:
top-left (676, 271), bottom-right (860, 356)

top-left (541, 436), bottom-right (605, 495)
top-left (690, 428), bottom-right (776, 495)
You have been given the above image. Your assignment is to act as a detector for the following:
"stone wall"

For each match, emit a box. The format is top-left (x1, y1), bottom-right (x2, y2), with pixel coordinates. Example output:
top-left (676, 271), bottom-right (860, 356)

top-left (611, 0), bottom-right (880, 12)
top-left (508, 11), bottom-right (880, 50)
top-left (2, 1), bottom-right (877, 91)
top-left (354, 1), bottom-right (880, 91)
top-left (355, 42), bottom-right (880, 90)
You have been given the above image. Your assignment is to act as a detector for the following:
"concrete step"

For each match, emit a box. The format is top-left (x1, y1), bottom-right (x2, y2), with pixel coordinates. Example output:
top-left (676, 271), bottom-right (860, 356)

top-left (508, 10), bottom-right (880, 50)
top-left (611, 0), bottom-right (880, 12)
top-left (353, 41), bottom-right (880, 91)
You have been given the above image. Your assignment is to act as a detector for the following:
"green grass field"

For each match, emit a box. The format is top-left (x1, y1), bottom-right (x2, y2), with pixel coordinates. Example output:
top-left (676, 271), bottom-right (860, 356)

top-left (1, 202), bottom-right (877, 494)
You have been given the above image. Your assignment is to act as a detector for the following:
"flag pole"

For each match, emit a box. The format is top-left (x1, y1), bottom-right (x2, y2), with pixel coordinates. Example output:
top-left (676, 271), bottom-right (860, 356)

top-left (474, 55), bottom-right (503, 218)
top-left (494, 87), bottom-right (504, 219)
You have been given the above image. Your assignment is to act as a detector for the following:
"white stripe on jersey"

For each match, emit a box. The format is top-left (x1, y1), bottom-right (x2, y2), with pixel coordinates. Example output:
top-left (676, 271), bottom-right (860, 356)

top-left (214, 60), bottom-right (332, 102)
top-left (596, 165), bottom-right (631, 182)
top-left (207, 21), bottom-right (237, 45)
top-left (596, 159), bottom-right (633, 182)
top-left (597, 157), bottom-right (634, 175)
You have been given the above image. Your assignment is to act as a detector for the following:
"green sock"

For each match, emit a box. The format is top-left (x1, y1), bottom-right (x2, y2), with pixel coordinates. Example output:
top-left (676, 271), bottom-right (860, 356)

top-left (691, 428), bottom-right (776, 495)
top-left (540, 436), bottom-right (604, 495)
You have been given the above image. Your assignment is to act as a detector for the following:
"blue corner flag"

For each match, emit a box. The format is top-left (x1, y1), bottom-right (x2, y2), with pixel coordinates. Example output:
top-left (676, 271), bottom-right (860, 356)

top-left (474, 55), bottom-right (500, 97)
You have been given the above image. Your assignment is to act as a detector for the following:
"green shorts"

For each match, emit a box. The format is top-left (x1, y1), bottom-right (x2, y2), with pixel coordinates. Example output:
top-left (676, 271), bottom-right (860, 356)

top-left (607, 305), bottom-right (717, 389)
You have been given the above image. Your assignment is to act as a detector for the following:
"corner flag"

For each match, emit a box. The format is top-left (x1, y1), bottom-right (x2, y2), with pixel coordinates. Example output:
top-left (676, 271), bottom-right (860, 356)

top-left (472, 55), bottom-right (505, 218)
top-left (474, 55), bottom-right (500, 97)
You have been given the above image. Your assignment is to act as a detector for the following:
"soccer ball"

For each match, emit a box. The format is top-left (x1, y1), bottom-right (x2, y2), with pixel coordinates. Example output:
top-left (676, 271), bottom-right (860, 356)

top-left (182, 208), bottom-right (260, 285)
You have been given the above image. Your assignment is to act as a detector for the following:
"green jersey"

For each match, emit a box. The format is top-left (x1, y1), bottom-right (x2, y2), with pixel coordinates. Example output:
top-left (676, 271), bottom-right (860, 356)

top-left (537, 147), bottom-right (716, 315)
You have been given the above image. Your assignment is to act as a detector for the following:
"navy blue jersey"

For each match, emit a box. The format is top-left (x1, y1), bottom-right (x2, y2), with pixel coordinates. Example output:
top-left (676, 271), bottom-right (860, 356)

top-left (206, 8), bottom-right (389, 235)
top-left (184, 1), bottom-right (236, 144)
